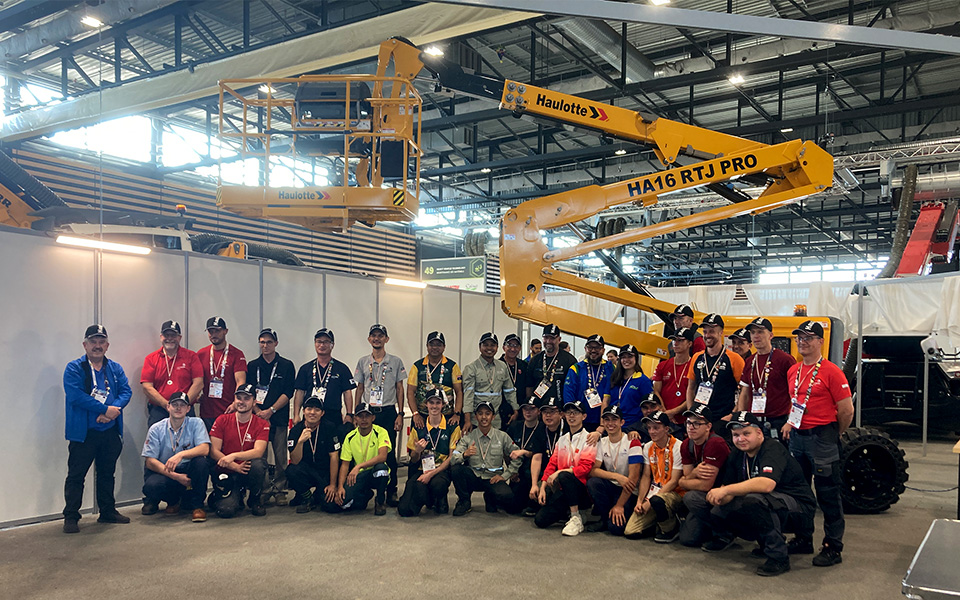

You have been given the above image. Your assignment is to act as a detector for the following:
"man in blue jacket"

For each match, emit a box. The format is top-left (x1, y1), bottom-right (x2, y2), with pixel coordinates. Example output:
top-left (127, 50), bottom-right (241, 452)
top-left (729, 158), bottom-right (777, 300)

top-left (564, 334), bottom-right (613, 433)
top-left (62, 325), bottom-right (132, 533)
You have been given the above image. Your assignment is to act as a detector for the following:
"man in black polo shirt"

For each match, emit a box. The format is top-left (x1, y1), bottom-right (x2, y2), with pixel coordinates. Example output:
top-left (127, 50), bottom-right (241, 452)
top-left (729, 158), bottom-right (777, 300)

top-left (527, 324), bottom-right (577, 405)
top-left (286, 395), bottom-right (341, 513)
top-left (292, 328), bottom-right (357, 438)
top-left (686, 314), bottom-right (745, 430)
top-left (506, 396), bottom-right (543, 514)
top-left (248, 327), bottom-right (296, 505)
top-left (698, 411), bottom-right (817, 577)
top-left (499, 334), bottom-right (529, 429)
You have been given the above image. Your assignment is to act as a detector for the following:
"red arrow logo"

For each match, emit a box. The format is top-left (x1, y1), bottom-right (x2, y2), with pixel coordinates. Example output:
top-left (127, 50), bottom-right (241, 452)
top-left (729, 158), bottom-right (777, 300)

top-left (597, 106), bottom-right (608, 121)
top-left (589, 105), bottom-right (610, 121)
top-left (319, 191), bottom-right (330, 200)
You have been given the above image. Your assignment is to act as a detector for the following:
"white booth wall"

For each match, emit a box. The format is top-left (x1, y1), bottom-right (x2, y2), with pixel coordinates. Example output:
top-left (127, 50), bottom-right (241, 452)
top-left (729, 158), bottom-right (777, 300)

top-left (0, 227), bottom-right (520, 527)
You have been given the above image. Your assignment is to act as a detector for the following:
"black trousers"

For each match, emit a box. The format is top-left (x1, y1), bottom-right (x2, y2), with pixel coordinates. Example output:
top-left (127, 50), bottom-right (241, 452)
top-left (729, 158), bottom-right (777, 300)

top-left (534, 471), bottom-right (592, 528)
top-left (398, 467), bottom-right (451, 517)
top-left (508, 469), bottom-right (539, 514)
top-left (63, 425), bottom-right (123, 521)
top-left (336, 467), bottom-right (387, 512)
top-left (208, 458), bottom-right (267, 518)
top-left (790, 423), bottom-right (844, 549)
top-left (285, 462), bottom-right (339, 512)
top-left (450, 464), bottom-right (514, 509)
top-left (586, 477), bottom-right (637, 536)
top-left (142, 458), bottom-right (209, 510)
top-left (372, 406), bottom-right (400, 495)
top-left (700, 492), bottom-right (814, 562)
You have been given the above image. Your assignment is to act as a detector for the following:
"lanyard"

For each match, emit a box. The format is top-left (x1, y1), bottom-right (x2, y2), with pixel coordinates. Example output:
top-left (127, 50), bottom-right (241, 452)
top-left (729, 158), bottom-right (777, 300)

top-left (587, 362), bottom-right (603, 389)
top-left (168, 421), bottom-right (185, 454)
top-left (210, 346), bottom-right (229, 380)
top-left (306, 425), bottom-right (319, 458)
top-left (477, 434), bottom-right (493, 465)
top-left (744, 453), bottom-right (756, 479)
top-left (651, 436), bottom-right (676, 485)
top-left (752, 352), bottom-right (773, 392)
top-left (425, 359), bottom-right (445, 387)
top-left (699, 351), bottom-right (724, 385)
top-left (618, 371), bottom-right (635, 402)
top-left (672, 359), bottom-right (688, 389)
top-left (504, 359), bottom-right (519, 385)
top-left (426, 423), bottom-right (443, 451)
top-left (235, 415), bottom-right (253, 450)
top-left (369, 357), bottom-right (390, 389)
top-left (609, 436), bottom-right (626, 471)
top-left (260, 359), bottom-right (278, 386)
top-left (542, 352), bottom-right (560, 382)
top-left (793, 359), bottom-right (823, 407)
top-left (313, 359), bottom-right (334, 390)
top-left (164, 349), bottom-right (178, 382)
top-left (519, 423), bottom-right (539, 450)
top-left (90, 362), bottom-right (110, 393)
top-left (483, 360), bottom-right (497, 389)
top-left (545, 423), bottom-right (564, 455)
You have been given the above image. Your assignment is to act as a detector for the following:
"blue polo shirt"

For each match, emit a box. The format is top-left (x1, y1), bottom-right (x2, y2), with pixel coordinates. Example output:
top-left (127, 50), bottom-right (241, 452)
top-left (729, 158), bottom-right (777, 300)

top-left (604, 372), bottom-right (653, 427)
top-left (563, 360), bottom-right (614, 423)
top-left (142, 416), bottom-right (210, 464)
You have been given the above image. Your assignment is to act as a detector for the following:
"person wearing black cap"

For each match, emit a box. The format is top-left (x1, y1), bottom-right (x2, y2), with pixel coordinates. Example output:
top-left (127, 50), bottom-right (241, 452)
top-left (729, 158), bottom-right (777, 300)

top-left (463, 332), bottom-right (518, 433)
top-left (564, 334), bottom-right (614, 433)
top-left (407, 331), bottom-right (463, 430)
top-left (535, 399), bottom-right (598, 535)
top-left (499, 333), bottom-right (529, 429)
top-left (208, 383), bottom-right (270, 517)
top-left (670, 304), bottom-right (706, 355)
top-left (677, 404), bottom-right (730, 547)
top-left (197, 316), bottom-right (247, 430)
top-left (286, 395), bottom-right (342, 513)
top-left (62, 325), bottom-right (133, 533)
top-left (398, 389), bottom-right (461, 517)
top-left (585, 405), bottom-right (644, 535)
top-left (527, 324), bottom-right (577, 406)
top-left (653, 327), bottom-right (695, 427)
top-left (728, 328), bottom-right (753, 361)
top-left (505, 396), bottom-right (544, 515)
top-left (600, 344), bottom-right (653, 434)
top-left (293, 328), bottom-right (357, 436)
top-left (738, 317), bottom-right (796, 445)
top-left (450, 400), bottom-right (522, 516)
top-left (335, 402), bottom-right (393, 515)
top-left (247, 327), bottom-right (296, 506)
top-left (783, 320), bottom-right (853, 567)
top-left (140, 319), bottom-right (203, 427)
top-left (532, 395), bottom-right (566, 509)
top-left (697, 411), bottom-right (817, 577)
top-left (686, 313), bottom-right (745, 429)
top-left (623, 410), bottom-right (684, 542)
top-left (353, 324), bottom-right (407, 507)
top-left (141, 392), bottom-right (211, 523)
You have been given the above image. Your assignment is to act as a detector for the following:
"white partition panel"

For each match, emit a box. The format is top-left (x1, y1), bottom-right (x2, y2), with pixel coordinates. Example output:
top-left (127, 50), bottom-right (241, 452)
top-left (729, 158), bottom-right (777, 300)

top-left (493, 301), bottom-right (521, 341)
top-left (262, 264), bottom-right (326, 366)
top-left (324, 273), bottom-right (378, 373)
top-left (100, 250), bottom-right (187, 505)
top-left (460, 292), bottom-right (495, 363)
top-left (0, 234), bottom-right (95, 525)
top-left (376, 283), bottom-right (424, 384)
top-left (422, 286), bottom-right (461, 363)
top-left (187, 255), bottom-right (262, 359)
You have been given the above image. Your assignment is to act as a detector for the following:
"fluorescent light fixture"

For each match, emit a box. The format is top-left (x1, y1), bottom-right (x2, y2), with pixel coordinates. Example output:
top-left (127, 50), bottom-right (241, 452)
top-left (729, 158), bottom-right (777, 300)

top-left (80, 16), bottom-right (103, 28)
top-left (259, 84), bottom-right (276, 94)
top-left (57, 235), bottom-right (151, 255)
top-left (424, 46), bottom-right (444, 57)
top-left (728, 74), bottom-right (745, 85)
top-left (651, 0), bottom-right (670, 5)
top-left (480, 167), bottom-right (492, 173)
top-left (614, 149), bottom-right (627, 156)
top-left (385, 277), bottom-right (427, 289)
top-left (780, 127), bottom-right (794, 133)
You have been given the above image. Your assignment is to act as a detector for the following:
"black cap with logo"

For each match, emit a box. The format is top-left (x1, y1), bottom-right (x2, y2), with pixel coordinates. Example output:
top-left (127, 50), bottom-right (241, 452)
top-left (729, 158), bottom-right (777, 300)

top-left (586, 334), bottom-right (605, 347)
top-left (669, 327), bottom-right (695, 342)
top-left (168, 392), bottom-right (190, 406)
top-left (424, 388), bottom-right (445, 403)
top-left (235, 383), bottom-right (256, 397)
top-left (504, 334), bottom-right (522, 346)
top-left (642, 410), bottom-right (672, 426)
top-left (539, 396), bottom-right (562, 411)
top-left (746, 317), bottom-right (773, 333)
top-left (542, 324), bottom-right (561, 337)
top-left (619, 344), bottom-right (638, 357)
top-left (161, 320), bottom-right (181, 335)
top-left (672, 304), bottom-right (695, 318)
top-left (683, 404), bottom-right (713, 422)
top-left (479, 332), bottom-right (499, 345)
top-left (355, 402), bottom-right (374, 415)
top-left (792, 320), bottom-right (824, 338)
top-left (84, 324), bottom-right (108, 339)
top-left (205, 316), bottom-right (227, 330)
top-left (303, 395), bottom-right (325, 409)
top-left (563, 399), bottom-right (587, 413)
top-left (727, 410), bottom-right (762, 429)
top-left (314, 328), bottom-right (335, 343)
top-left (729, 328), bottom-right (750, 341)
top-left (259, 328), bottom-right (278, 342)
top-left (701, 313), bottom-right (724, 328)
top-left (426, 331), bottom-right (445, 344)
top-left (601, 404), bottom-right (624, 419)
top-left (369, 323), bottom-right (388, 336)
top-left (474, 400), bottom-right (496, 413)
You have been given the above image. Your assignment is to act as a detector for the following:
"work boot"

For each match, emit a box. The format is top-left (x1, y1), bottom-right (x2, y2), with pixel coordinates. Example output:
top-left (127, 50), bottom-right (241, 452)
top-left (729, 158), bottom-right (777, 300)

top-left (813, 544), bottom-right (843, 567)
top-left (435, 496), bottom-right (449, 515)
top-left (141, 501), bottom-right (159, 516)
top-left (374, 501), bottom-right (387, 516)
top-left (250, 503), bottom-right (266, 517)
top-left (164, 502), bottom-right (180, 515)
top-left (701, 536), bottom-right (735, 552)
top-left (191, 509), bottom-right (207, 523)
top-left (386, 491), bottom-right (400, 508)
top-left (97, 511), bottom-right (130, 524)
top-left (757, 558), bottom-right (791, 577)
top-left (63, 519), bottom-right (79, 534)
top-left (787, 536), bottom-right (814, 555)
top-left (453, 500), bottom-right (472, 517)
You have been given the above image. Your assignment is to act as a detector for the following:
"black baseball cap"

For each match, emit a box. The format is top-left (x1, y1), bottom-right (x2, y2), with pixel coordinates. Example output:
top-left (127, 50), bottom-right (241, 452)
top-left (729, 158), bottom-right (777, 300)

top-left (542, 324), bottom-right (561, 337)
top-left (669, 327), bottom-right (695, 342)
top-left (426, 331), bottom-right (445, 344)
top-left (355, 402), bottom-right (374, 415)
top-left (474, 400), bottom-right (496, 413)
top-left (701, 313), bottom-right (724, 328)
top-left (520, 396), bottom-right (539, 409)
top-left (792, 320), bottom-right (824, 338)
top-left (640, 394), bottom-right (661, 407)
top-left (683, 404), bottom-right (713, 422)
top-left (619, 344), bottom-right (638, 357)
top-left (205, 316), bottom-right (227, 330)
top-left (563, 399), bottom-right (587, 413)
top-left (161, 320), bottom-right (181, 335)
top-left (168, 392), bottom-right (190, 406)
top-left (424, 388), bottom-right (444, 403)
top-left (303, 395), bottom-right (325, 409)
top-left (601, 404), bottom-right (624, 419)
top-left (369, 323), bottom-right (388, 336)
top-left (729, 328), bottom-right (750, 342)
top-left (235, 383), bottom-right (256, 397)
top-left (586, 334), bottom-right (605, 347)
top-left (746, 317), bottom-right (773, 333)
top-left (642, 410), bottom-right (672, 426)
top-left (479, 332), bottom-right (499, 345)
top-left (314, 328), bottom-right (335, 342)
top-left (672, 304), bottom-right (695, 318)
top-left (727, 411), bottom-right (762, 429)
top-left (504, 334), bottom-right (522, 346)
top-left (539, 396), bottom-right (561, 411)
top-left (84, 324), bottom-right (108, 339)
top-left (259, 328), bottom-right (278, 342)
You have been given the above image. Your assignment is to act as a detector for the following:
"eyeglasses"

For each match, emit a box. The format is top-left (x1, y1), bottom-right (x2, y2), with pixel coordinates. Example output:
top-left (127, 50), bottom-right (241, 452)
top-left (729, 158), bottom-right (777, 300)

top-left (685, 420), bottom-right (708, 428)
top-left (316, 340), bottom-right (334, 346)
top-left (795, 335), bottom-right (820, 344)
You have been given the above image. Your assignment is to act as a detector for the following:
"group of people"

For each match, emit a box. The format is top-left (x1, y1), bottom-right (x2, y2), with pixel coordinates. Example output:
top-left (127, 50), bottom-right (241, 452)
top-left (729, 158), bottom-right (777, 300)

top-left (63, 304), bottom-right (853, 577)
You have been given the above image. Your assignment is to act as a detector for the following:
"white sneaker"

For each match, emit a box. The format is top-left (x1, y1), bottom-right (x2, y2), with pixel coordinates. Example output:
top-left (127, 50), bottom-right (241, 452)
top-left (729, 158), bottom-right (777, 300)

top-left (562, 513), bottom-right (584, 537)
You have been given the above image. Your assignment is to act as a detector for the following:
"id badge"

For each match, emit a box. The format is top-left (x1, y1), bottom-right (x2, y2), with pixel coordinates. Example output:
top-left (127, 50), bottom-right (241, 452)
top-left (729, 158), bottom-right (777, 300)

top-left (370, 388), bottom-right (384, 407)
top-left (255, 386), bottom-right (268, 405)
top-left (92, 387), bottom-right (108, 404)
top-left (695, 382), bottom-right (713, 405)
top-left (647, 482), bottom-right (662, 499)
top-left (751, 391), bottom-right (767, 413)
top-left (440, 388), bottom-right (449, 407)
top-left (788, 398), bottom-right (805, 429)
top-left (585, 387), bottom-right (601, 409)
top-left (208, 379), bottom-right (224, 399)
top-left (312, 387), bottom-right (327, 402)
top-left (534, 381), bottom-right (550, 399)
top-left (421, 451), bottom-right (436, 472)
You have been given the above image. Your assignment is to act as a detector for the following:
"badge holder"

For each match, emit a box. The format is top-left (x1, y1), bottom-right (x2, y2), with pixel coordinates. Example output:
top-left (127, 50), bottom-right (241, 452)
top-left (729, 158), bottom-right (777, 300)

top-left (751, 391), bottom-right (767, 413)
top-left (421, 451), bottom-right (436, 472)
top-left (312, 387), bottom-right (327, 402)
top-left (92, 388), bottom-right (108, 404)
top-left (585, 388), bottom-right (601, 409)
top-left (256, 386), bottom-right (269, 405)
top-left (788, 399), bottom-right (805, 429)
top-left (209, 379), bottom-right (224, 399)
top-left (695, 382), bottom-right (713, 405)
top-left (534, 381), bottom-right (550, 399)
top-left (370, 388), bottom-right (384, 407)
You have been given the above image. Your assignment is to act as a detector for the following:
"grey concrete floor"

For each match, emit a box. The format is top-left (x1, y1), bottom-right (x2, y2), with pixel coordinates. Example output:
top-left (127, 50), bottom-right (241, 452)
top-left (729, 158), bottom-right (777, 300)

top-left (2, 438), bottom-right (957, 600)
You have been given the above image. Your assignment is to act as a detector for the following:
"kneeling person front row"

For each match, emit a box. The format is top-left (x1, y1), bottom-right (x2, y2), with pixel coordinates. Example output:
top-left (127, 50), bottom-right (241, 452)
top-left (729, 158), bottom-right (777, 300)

top-left (286, 395), bottom-right (341, 513)
top-left (336, 402), bottom-right (393, 515)
top-left (208, 384), bottom-right (270, 518)
top-left (450, 400), bottom-right (522, 516)
top-left (399, 389), bottom-right (461, 517)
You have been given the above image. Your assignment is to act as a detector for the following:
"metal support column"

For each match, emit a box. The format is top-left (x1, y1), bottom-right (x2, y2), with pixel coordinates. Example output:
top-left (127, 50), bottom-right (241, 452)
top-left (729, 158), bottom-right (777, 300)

top-left (922, 349), bottom-right (929, 457)
top-left (855, 282), bottom-right (863, 428)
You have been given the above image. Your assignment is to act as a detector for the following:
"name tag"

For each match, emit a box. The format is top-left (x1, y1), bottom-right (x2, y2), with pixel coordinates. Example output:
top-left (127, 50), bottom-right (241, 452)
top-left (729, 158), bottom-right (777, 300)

top-left (255, 386), bottom-right (269, 405)
top-left (751, 391), bottom-right (767, 413)
top-left (208, 379), bottom-right (223, 399)
top-left (585, 387), bottom-right (601, 409)
top-left (421, 451), bottom-right (436, 472)
top-left (788, 399), bottom-right (805, 429)
top-left (647, 482), bottom-right (662, 499)
top-left (92, 387), bottom-right (108, 404)
top-left (695, 383), bottom-right (713, 405)
top-left (534, 381), bottom-right (550, 399)
top-left (370, 388), bottom-right (384, 407)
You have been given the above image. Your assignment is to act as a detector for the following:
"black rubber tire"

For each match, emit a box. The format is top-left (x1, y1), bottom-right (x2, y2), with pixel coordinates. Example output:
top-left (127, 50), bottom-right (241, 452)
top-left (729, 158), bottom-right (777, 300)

top-left (839, 426), bottom-right (909, 514)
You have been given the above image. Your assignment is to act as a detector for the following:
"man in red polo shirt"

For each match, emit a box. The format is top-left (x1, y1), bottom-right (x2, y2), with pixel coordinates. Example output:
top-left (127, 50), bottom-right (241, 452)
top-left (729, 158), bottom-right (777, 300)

top-left (653, 327), bottom-right (695, 426)
top-left (197, 316), bottom-right (247, 430)
top-left (141, 320), bottom-right (203, 427)
top-left (738, 317), bottom-right (796, 444)
top-left (208, 384), bottom-right (270, 518)
top-left (783, 320), bottom-right (853, 568)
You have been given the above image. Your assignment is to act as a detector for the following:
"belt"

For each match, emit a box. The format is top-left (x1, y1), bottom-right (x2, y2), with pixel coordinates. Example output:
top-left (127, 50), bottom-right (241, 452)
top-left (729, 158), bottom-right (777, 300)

top-left (793, 423), bottom-right (834, 436)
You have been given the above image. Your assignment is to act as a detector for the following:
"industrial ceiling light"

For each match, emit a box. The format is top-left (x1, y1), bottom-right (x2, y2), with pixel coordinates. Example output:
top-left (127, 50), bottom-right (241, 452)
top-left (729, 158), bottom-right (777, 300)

top-left (80, 16), bottom-right (103, 28)
top-left (480, 167), bottom-right (492, 173)
top-left (424, 46), bottom-right (444, 57)
top-left (614, 149), bottom-right (627, 155)
top-left (780, 127), bottom-right (794, 133)
top-left (728, 74), bottom-right (745, 85)
top-left (651, 0), bottom-right (671, 5)
top-left (384, 277), bottom-right (427, 289)
top-left (56, 235), bottom-right (151, 255)
top-left (258, 84), bottom-right (277, 94)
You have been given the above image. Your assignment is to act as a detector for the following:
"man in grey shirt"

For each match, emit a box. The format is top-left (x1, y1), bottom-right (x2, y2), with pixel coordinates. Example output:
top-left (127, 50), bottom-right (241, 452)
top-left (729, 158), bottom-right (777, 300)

top-left (354, 323), bottom-right (407, 507)
top-left (450, 400), bottom-right (523, 516)
top-left (462, 332), bottom-right (518, 433)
